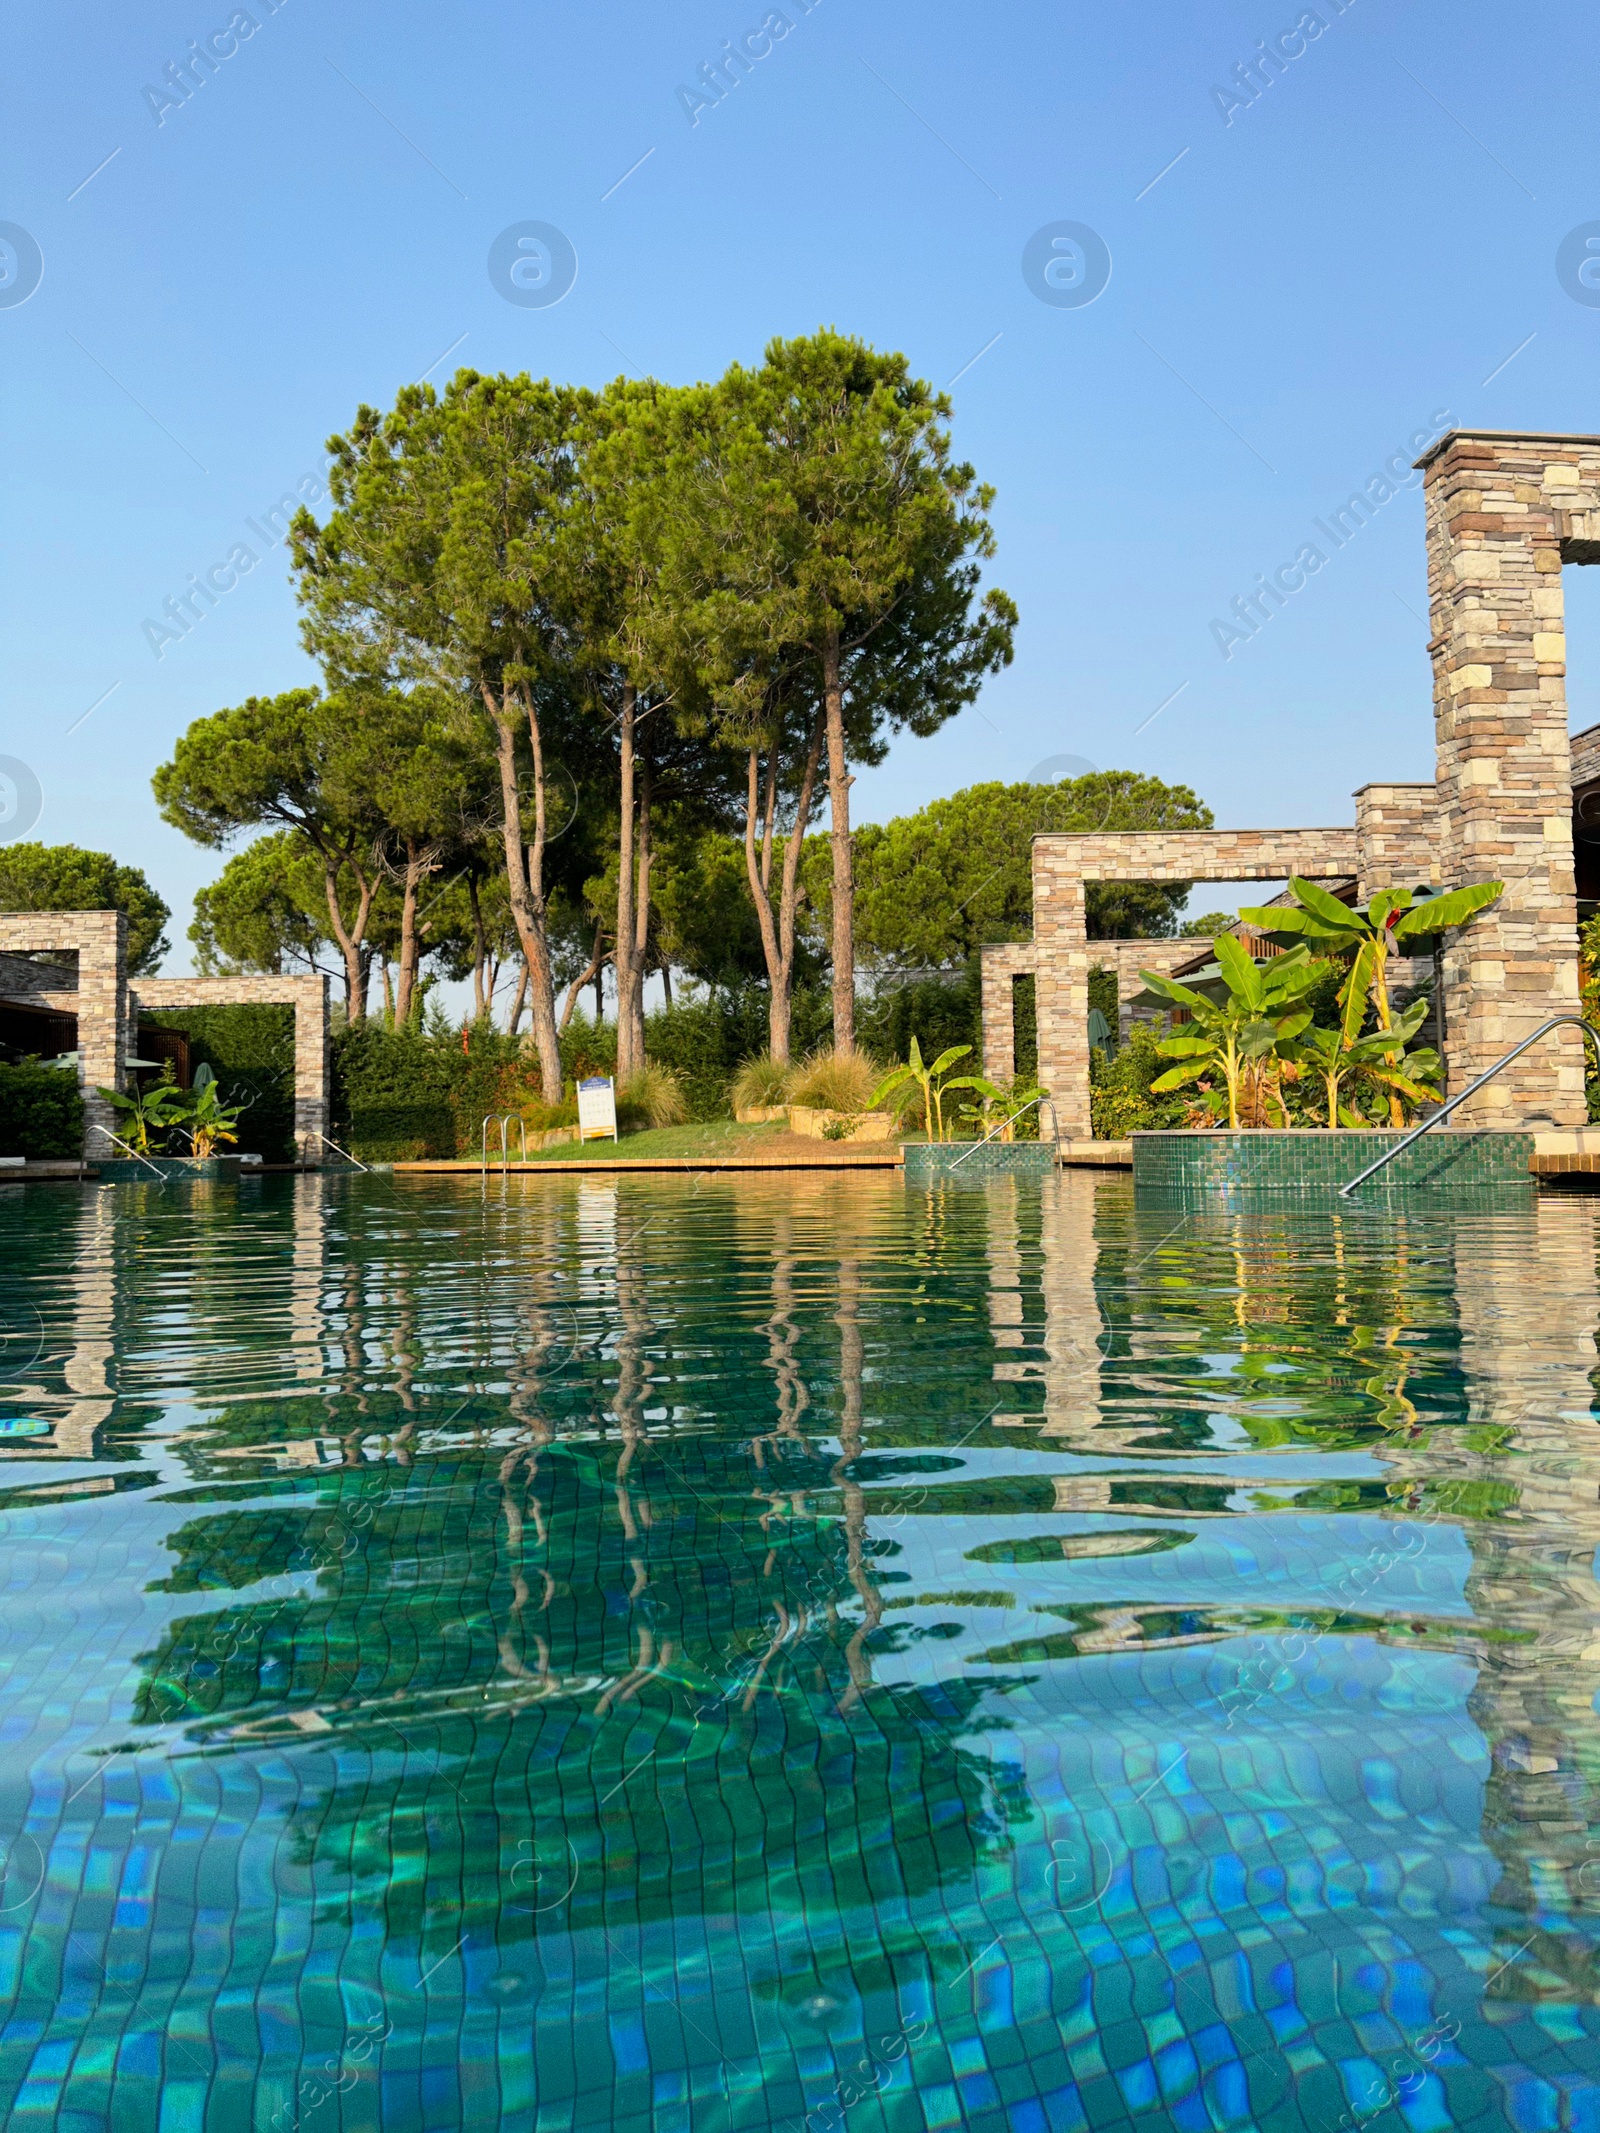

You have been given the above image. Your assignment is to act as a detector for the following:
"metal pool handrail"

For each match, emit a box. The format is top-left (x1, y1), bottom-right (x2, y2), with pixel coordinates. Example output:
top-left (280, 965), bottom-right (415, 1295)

top-left (1337, 1014), bottom-right (1600, 1199)
top-left (948, 1093), bottom-right (1054, 1169)
top-left (480, 1114), bottom-right (528, 1170)
top-left (312, 1130), bottom-right (371, 1173)
top-left (89, 1124), bottom-right (166, 1179)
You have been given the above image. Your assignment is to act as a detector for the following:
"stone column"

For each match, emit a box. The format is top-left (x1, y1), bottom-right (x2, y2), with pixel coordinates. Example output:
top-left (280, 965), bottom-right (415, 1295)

top-left (1030, 842), bottom-right (1091, 1139)
top-left (73, 912), bottom-right (126, 1159)
top-left (1419, 431), bottom-right (1593, 1126)
top-left (1352, 782), bottom-right (1442, 901)
top-left (979, 946), bottom-right (1021, 1086)
top-left (293, 975), bottom-right (330, 1165)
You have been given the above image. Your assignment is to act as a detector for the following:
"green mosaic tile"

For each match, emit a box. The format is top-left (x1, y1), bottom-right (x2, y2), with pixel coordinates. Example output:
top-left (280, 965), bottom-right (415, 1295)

top-left (902, 1141), bottom-right (1056, 1182)
top-left (1131, 1129), bottom-right (1535, 1204)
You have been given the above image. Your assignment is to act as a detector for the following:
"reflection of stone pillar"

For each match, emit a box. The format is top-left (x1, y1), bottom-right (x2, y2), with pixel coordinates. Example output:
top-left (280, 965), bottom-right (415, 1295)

top-left (1031, 1174), bottom-right (1104, 1444)
top-left (1418, 432), bottom-right (1588, 1125)
top-left (985, 1177), bottom-right (1025, 1356)
top-left (1450, 1200), bottom-right (1600, 1959)
top-left (56, 1195), bottom-right (117, 1456)
top-left (288, 1175), bottom-right (326, 1381)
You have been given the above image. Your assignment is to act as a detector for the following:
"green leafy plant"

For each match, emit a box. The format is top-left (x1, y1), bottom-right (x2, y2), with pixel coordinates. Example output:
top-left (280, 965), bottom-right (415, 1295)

top-left (0, 1062), bottom-right (85, 1159)
top-left (96, 1073), bottom-right (188, 1156)
top-left (180, 1078), bottom-right (245, 1159)
top-left (821, 1114), bottom-right (859, 1141)
top-left (1239, 876), bottom-right (1502, 1123)
top-left (618, 1063), bottom-right (688, 1131)
top-left (1089, 1027), bottom-right (1194, 1137)
top-left (1293, 994), bottom-right (1441, 1127)
top-left (952, 1074), bottom-right (1046, 1142)
top-left (870, 1038), bottom-right (979, 1141)
top-left (1137, 937), bottom-right (1332, 1129)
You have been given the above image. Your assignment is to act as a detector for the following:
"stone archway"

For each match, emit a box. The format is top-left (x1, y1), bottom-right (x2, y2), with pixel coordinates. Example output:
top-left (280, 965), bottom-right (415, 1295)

top-left (0, 911), bottom-right (330, 1163)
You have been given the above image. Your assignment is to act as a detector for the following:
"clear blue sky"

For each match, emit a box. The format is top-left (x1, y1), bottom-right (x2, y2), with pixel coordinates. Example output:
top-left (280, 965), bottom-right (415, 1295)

top-left (4, 0), bottom-right (1599, 968)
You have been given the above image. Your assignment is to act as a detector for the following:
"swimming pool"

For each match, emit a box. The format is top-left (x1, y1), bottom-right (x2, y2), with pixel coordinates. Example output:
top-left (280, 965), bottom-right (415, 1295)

top-left (0, 1171), bottom-right (1595, 2131)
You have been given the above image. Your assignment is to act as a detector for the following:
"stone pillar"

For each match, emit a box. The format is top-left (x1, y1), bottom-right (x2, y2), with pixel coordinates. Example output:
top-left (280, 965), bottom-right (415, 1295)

top-left (1030, 843), bottom-right (1091, 1139)
top-left (1353, 782), bottom-right (1442, 901)
top-left (292, 975), bottom-right (330, 1165)
top-left (1419, 431), bottom-right (1592, 1126)
top-left (978, 944), bottom-right (1031, 1085)
top-left (1104, 940), bottom-right (1206, 1046)
top-left (76, 914), bottom-right (127, 1158)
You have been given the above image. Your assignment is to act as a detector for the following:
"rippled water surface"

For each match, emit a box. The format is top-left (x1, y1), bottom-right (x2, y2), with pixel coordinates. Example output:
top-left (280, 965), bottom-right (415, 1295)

top-left (1, 1170), bottom-right (1598, 2132)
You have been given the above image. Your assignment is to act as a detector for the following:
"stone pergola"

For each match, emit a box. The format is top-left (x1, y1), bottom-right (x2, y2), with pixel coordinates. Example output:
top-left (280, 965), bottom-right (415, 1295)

top-left (986, 427), bottom-right (1600, 1138)
top-left (0, 911), bottom-right (329, 1163)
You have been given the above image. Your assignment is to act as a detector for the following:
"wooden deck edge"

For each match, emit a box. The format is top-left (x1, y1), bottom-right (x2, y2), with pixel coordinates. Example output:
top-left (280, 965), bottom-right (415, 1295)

top-left (1057, 1140), bottom-right (1134, 1168)
top-left (392, 1153), bottom-right (907, 1174)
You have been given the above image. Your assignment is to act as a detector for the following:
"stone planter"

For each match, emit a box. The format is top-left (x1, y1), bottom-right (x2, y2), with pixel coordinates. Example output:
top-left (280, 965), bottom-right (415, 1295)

top-left (97, 1154), bottom-right (249, 1183)
top-left (1132, 1128), bottom-right (1535, 1201)
top-left (786, 1106), bottom-right (896, 1143)
top-left (734, 1105), bottom-right (788, 1125)
top-left (903, 1140), bottom-right (1056, 1181)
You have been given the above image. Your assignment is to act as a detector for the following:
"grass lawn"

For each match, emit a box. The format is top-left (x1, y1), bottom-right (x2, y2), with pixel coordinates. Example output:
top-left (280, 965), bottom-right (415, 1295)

top-left (519, 1119), bottom-right (791, 1163)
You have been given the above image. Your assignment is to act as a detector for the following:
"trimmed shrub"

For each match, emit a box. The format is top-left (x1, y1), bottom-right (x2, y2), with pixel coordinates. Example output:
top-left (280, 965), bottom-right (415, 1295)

top-left (0, 1062), bottom-right (84, 1158)
top-left (858, 964), bottom-right (980, 1065)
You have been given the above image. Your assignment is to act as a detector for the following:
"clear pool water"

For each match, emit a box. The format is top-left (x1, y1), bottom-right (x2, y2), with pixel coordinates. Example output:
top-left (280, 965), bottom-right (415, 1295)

top-left (0, 1170), bottom-right (1597, 2132)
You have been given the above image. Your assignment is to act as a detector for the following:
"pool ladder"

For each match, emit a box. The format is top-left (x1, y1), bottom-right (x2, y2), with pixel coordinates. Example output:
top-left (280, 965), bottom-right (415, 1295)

top-left (481, 1114), bottom-right (529, 1171)
top-left (1338, 1014), bottom-right (1600, 1197)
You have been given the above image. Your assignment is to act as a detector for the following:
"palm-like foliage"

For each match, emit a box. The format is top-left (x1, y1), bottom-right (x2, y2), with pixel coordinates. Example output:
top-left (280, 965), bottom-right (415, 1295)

top-left (1293, 995), bottom-right (1440, 1127)
top-left (1238, 876), bottom-right (1501, 1123)
top-left (96, 1077), bottom-right (188, 1156)
top-left (182, 1079), bottom-right (244, 1159)
top-left (871, 1038), bottom-right (977, 1141)
top-left (1137, 938), bottom-right (1332, 1130)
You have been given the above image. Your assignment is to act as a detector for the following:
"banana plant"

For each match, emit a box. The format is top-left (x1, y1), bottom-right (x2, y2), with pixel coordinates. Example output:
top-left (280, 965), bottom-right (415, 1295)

top-left (871, 1039), bottom-right (975, 1142)
top-left (950, 1074), bottom-right (1046, 1142)
top-left (181, 1079), bottom-right (244, 1159)
top-left (95, 1076), bottom-right (188, 1156)
top-left (1238, 875), bottom-right (1502, 1121)
top-left (1294, 993), bottom-right (1441, 1127)
top-left (1138, 936), bottom-right (1332, 1130)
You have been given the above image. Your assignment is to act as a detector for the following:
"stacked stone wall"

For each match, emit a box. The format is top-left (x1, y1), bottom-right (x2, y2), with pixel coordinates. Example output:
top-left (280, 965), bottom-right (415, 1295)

top-left (1030, 831), bottom-right (1360, 1138)
top-left (1420, 430), bottom-right (1595, 1124)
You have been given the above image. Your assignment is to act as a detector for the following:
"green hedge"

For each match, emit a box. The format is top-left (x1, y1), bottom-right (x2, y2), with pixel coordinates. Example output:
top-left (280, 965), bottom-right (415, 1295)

top-left (140, 1006), bottom-right (297, 1163)
top-left (0, 1063), bottom-right (85, 1158)
top-left (324, 972), bottom-right (1007, 1159)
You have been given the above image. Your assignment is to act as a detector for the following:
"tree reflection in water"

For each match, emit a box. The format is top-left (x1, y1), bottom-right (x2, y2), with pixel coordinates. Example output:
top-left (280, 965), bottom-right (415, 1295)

top-left (0, 1170), bottom-right (1595, 2127)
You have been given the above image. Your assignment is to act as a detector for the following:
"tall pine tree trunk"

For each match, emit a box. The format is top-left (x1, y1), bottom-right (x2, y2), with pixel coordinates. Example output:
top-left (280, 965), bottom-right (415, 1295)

top-left (630, 759), bottom-right (651, 1073)
top-left (614, 686), bottom-right (640, 1085)
top-left (468, 876), bottom-right (488, 1020)
top-left (742, 711), bottom-right (826, 1062)
top-left (488, 686), bottom-right (562, 1104)
top-left (394, 845), bottom-right (425, 1025)
top-left (822, 625), bottom-right (855, 1052)
top-left (323, 858), bottom-right (373, 1023)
